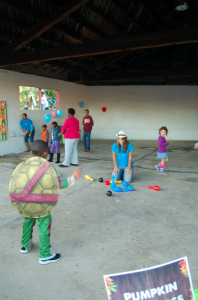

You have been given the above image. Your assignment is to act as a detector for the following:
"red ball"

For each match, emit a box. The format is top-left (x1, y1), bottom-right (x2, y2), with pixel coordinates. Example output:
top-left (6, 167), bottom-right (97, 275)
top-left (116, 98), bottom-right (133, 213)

top-left (105, 180), bottom-right (110, 185)
top-left (102, 107), bottom-right (107, 112)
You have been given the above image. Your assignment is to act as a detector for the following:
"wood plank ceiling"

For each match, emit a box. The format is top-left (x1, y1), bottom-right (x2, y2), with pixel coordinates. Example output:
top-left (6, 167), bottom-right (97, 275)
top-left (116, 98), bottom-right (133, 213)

top-left (0, 0), bottom-right (198, 86)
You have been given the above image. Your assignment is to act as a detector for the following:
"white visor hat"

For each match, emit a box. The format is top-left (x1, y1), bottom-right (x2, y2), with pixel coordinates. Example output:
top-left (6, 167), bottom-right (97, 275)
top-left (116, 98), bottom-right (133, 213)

top-left (116, 131), bottom-right (128, 138)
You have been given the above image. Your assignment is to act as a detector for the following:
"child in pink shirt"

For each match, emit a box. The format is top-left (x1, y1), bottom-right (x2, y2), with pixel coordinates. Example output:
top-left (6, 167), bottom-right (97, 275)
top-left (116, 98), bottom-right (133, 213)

top-left (59, 108), bottom-right (80, 168)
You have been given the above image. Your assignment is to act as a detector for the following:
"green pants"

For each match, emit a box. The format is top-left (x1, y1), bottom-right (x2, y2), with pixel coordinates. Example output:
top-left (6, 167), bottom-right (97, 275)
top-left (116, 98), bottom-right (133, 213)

top-left (21, 214), bottom-right (52, 259)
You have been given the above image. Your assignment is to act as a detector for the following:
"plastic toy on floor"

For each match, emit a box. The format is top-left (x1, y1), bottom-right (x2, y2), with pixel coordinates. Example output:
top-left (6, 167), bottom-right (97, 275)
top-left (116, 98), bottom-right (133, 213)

top-left (106, 191), bottom-right (112, 196)
top-left (85, 175), bottom-right (94, 181)
top-left (110, 180), bottom-right (122, 184)
top-left (148, 185), bottom-right (161, 191)
top-left (121, 181), bottom-right (134, 191)
top-left (111, 175), bottom-right (133, 192)
top-left (104, 180), bottom-right (110, 185)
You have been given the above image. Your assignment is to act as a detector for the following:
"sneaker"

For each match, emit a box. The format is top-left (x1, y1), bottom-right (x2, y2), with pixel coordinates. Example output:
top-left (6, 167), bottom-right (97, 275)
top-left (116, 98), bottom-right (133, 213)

top-left (20, 246), bottom-right (29, 254)
top-left (83, 148), bottom-right (86, 151)
top-left (20, 238), bottom-right (33, 253)
top-left (70, 163), bottom-right (78, 166)
top-left (160, 171), bottom-right (168, 175)
top-left (86, 149), bottom-right (90, 152)
top-left (155, 165), bottom-right (160, 172)
top-left (39, 253), bottom-right (61, 265)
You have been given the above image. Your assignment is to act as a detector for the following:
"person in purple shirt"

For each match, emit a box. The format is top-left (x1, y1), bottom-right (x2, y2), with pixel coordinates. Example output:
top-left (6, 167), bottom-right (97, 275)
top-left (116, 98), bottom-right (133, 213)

top-left (155, 126), bottom-right (169, 175)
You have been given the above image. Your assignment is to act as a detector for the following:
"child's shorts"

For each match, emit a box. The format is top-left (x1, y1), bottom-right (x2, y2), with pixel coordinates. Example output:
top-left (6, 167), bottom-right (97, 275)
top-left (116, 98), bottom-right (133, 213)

top-left (157, 152), bottom-right (168, 159)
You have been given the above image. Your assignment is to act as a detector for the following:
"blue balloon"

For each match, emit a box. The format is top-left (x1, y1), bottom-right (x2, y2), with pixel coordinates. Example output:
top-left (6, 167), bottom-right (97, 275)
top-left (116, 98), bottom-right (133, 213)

top-left (111, 175), bottom-right (128, 192)
top-left (79, 102), bottom-right (84, 108)
top-left (57, 110), bottom-right (63, 117)
top-left (44, 114), bottom-right (51, 122)
top-left (126, 186), bottom-right (134, 191)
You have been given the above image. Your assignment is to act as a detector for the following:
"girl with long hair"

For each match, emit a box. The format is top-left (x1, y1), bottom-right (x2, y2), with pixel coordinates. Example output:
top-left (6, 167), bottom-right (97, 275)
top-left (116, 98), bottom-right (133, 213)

top-left (112, 131), bottom-right (134, 183)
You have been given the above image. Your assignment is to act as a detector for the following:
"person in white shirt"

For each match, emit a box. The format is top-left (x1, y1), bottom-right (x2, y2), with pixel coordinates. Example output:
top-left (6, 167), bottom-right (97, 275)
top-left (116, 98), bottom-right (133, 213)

top-left (41, 92), bottom-right (48, 110)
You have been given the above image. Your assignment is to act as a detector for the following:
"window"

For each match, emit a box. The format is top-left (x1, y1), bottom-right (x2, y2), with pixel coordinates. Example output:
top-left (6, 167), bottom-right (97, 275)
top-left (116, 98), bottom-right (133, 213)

top-left (19, 86), bottom-right (59, 111)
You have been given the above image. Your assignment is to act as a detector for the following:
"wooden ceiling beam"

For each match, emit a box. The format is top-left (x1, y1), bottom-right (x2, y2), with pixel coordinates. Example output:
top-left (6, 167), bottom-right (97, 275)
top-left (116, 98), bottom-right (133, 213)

top-left (1, 0), bottom-right (91, 55)
top-left (0, 1), bottom-right (91, 43)
top-left (86, 3), bottom-right (123, 34)
top-left (108, 0), bottom-right (146, 33)
top-left (162, 0), bottom-right (177, 22)
top-left (0, 0), bottom-right (151, 73)
top-left (88, 51), bottom-right (131, 74)
top-left (174, 9), bottom-right (198, 28)
top-left (85, 3), bottom-right (153, 72)
top-left (41, 0), bottom-right (59, 9)
top-left (0, 18), bottom-right (27, 31)
top-left (79, 67), bottom-right (198, 83)
top-left (54, 24), bottom-right (87, 42)
top-left (1, 26), bottom-right (198, 66)
top-left (140, 0), bottom-right (163, 30)
top-left (70, 13), bottom-right (106, 39)
top-left (0, 0), bottom-right (43, 20)
top-left (89, 50), bottom-right (145, 74)
top-left (0, 33), bottom-right (14, 41)
top-left (0, 7), bottom-right (133, 72)
top-left (42, 60), bottom-right (83, 73)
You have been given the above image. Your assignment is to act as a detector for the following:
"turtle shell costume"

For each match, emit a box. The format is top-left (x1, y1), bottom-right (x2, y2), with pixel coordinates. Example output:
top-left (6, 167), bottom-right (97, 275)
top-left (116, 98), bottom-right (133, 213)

top-left (9, 157), bottom-right (59, 218)
top-left (9, 156), bottom-right (75, 262)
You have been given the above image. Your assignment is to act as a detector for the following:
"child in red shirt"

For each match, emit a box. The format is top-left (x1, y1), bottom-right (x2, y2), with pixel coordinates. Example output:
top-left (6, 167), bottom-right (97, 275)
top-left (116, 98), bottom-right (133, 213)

top-left (82, 109), bottom-right (94, 152)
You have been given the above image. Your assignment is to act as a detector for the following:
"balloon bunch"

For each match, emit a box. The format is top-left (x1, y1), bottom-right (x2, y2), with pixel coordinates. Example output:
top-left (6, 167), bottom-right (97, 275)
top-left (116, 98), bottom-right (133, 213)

top-left (111, 175), bottom-right (133, 192)
top-left (44, 109), bottom-right (63, 122)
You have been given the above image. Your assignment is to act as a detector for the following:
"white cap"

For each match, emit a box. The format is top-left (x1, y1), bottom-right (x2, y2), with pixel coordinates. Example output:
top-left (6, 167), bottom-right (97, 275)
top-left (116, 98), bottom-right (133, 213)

top-left (116, 131), bottom-right (128, 138)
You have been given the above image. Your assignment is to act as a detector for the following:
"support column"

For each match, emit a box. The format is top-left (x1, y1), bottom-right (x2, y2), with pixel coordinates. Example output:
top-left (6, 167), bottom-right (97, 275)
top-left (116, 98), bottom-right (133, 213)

top-left (38, 88), bottom-right (41, 110)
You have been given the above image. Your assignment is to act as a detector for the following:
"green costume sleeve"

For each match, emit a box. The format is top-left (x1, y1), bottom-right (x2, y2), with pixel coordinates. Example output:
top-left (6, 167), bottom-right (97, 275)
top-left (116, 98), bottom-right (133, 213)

top-left (20, 125), bottom-right (23, 130)
top-left (30, 124), bottom-right (33, 132)
top-left (61, 179), bottom-right (69, 189)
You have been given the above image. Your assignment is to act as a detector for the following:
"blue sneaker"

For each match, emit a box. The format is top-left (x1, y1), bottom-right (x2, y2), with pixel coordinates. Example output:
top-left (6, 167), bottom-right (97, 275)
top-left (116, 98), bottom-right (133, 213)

top-left (160, 170), bottom-right (168, 175)
top-left (155, 165), bottom-right (160, 172)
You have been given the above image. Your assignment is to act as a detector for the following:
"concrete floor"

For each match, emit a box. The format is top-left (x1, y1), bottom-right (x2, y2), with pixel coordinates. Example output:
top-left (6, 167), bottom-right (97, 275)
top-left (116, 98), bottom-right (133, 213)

top-left (0, 140), bottom-right (198, 300)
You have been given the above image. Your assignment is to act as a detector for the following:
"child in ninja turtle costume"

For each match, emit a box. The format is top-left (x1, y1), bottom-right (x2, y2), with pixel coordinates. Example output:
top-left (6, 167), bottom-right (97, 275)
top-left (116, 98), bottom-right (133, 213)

top-left (9, 140), bottom-right (82, 265)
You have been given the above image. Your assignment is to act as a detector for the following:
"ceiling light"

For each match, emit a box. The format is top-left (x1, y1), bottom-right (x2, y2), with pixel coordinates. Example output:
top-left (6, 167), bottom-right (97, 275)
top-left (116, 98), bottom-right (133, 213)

top-left (175, 1), bottom-right (188, 11)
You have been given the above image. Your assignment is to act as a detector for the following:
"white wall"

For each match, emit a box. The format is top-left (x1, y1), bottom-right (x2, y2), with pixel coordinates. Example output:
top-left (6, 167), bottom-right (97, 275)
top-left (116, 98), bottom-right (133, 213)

top-left (88, 85), bottom-right (198, 140)
top-left (1, 69), bottom-right (198, 156)
top-left (0, 69), bottom-right (89, 155)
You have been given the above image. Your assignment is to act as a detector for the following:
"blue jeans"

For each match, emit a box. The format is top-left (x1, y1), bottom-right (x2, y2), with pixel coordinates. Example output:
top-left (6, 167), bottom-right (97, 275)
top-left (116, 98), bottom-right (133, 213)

top-left (83, 132), bottom-right (91, 150)
top-left (41, 104), bottom-right (46, 110)
top-left (24, 129), bottom-right (35, 143)
top-left (112, 165), bottom-right (134, 183)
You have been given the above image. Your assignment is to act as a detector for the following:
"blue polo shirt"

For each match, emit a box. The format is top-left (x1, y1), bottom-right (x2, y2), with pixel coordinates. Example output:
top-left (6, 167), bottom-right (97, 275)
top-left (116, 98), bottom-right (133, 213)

top-left (111, 142), bottom-right (134, 167)
top-left (20, 118), bottom-right (34, 131)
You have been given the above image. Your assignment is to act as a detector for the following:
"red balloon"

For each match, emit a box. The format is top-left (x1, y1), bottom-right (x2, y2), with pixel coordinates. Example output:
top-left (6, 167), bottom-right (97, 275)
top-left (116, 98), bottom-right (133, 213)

top-left (102, 107), bottom-right (107, 112)
top-left (148, 185), bottom-right (161, 191)
top-left (153, 186), bottom-right (161, 191)
top-left (105, 180), bottom-right (110, 185)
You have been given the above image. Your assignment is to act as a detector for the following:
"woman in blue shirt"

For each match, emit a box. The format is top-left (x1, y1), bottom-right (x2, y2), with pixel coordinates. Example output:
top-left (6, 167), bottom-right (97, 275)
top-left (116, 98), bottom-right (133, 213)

top-left (20, 113), bottom-right (35, 152)
top-left (112, 131), bottom-right (134, 183)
